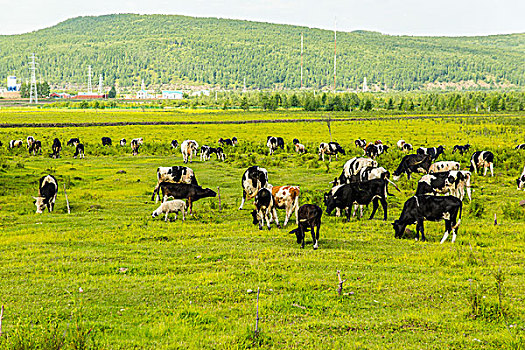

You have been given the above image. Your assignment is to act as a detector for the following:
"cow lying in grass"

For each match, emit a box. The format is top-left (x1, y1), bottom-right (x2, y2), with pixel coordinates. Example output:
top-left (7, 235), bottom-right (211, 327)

top-left (288, 204), bottom-right (322, 249)
top-left (152, 199), bottom-right (186, 222)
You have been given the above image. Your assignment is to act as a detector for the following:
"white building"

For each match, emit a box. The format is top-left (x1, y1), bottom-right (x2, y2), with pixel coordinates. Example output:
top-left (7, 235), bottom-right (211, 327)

top-left (162, 91), bottom-right (184, 100)
top-left (7, 76), bottom-right (20, 91)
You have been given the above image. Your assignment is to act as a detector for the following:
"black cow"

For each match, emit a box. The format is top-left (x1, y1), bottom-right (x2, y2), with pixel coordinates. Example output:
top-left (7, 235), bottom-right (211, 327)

top-left (28, 140), bottom-right (42, 155)
top-left (171, 140), bottom-right (178, 148)
top-left (392, 195), bottom-right (462, 243)
top-left (452, 144), bottom-right (470, 155)
top-left (251, 188), bottom-right (275, 230)
top-left (74, 143), bottom-right (85, 159)
top-left (393, 154), bottom-right (432, 180)
top-left (157, 183), bottom-right (216, 215)
top-left (52, 138), bottom-right (62, 158)
top-left (218, 138), bottom-right (233, 146)
top-left (239, 166), bottom-right (270, 210)
top-left (67, 138), bottom-right (80, 146)
top-left (515, 144), bottom-right (525, 150)
top-left (324, 179), bottom-right (388, 221)
top-left (102, 137), bottom-right (112, 146)
top-left (417, 146), bottom-right (445, 161)
top-left (415, 172), bottom-right (455, 196)
top-left (33, 175), bottom-right (58, 213)
top-left (469, 151), bottom-right (494, 177)
top-left (288, 204), bottom-right (322, 249)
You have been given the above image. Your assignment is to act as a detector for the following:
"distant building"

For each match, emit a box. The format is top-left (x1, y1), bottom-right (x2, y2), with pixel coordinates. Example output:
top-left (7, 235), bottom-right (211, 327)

top-left (191, 90), bottom-right (210, 97)
top-left (72, 93), bottom-right (106, 99)
top-left (162, 91), bottom-right (183, 100)
top-left (137, 79), bottom-right (154, 99)
top-left (7, 76), bottom-right (20, 91)
top-left (50, 92), bottom-right (72, 99)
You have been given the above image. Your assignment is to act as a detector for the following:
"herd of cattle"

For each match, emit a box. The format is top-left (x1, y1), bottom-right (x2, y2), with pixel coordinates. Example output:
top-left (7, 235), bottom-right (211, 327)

top-left (7, 134), bottom-right (525, 249)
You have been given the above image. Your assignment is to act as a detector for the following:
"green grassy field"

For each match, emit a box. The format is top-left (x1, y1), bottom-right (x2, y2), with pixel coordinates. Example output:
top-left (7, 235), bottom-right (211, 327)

top-left (0, 110), bottom-right (524, 349)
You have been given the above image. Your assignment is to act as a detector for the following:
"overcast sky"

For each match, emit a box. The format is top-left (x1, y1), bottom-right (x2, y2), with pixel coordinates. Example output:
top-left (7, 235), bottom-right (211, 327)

top-left (0, 0), bottom-right (524, 36)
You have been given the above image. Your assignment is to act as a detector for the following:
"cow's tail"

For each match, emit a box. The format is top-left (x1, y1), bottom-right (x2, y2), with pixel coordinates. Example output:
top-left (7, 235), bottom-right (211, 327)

top-left (452, 203), bottom-right (463, 230)
top-left (387, 178), bottom-right (401, 193)
top-left (151, 185), bottom-right (160, 201)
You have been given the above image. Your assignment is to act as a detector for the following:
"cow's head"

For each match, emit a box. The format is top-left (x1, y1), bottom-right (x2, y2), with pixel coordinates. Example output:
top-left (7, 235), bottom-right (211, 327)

top-left (251, 210), bottom-right (261, 226)
top-left (517, 175), bottom-right (525, 190)
top-left (200, 188), bottom-right (217, 199)
top-left (323, 192), bottom-right (336, 214)
top-left (33, 196), bottom-right (46, 214)
top-left (383, 145), bottom-right (390, 153)
top-left (289, 228), bottom-right (304, 244)
top-left (392, 219), bottom-right (406, 238)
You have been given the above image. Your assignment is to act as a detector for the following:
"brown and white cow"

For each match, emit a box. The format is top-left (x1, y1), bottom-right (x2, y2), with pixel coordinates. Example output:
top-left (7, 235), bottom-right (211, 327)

top-left (181, 140), bottom-right (199, 163)
top-left (429, 161), bottom-right (460, 174)
top-left (271, 185), bottom-right (300, 227)
top-left (9, 139), bottom-right (23, 149)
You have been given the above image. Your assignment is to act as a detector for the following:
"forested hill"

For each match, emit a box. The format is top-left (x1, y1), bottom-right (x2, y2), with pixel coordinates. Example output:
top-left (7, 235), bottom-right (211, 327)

top-left (0, 14), bottom-right (524, 91)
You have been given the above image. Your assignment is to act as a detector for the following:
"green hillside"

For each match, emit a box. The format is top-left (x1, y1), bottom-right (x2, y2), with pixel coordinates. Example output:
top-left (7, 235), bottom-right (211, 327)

top-left (0, 14), bottom-right (524, 90)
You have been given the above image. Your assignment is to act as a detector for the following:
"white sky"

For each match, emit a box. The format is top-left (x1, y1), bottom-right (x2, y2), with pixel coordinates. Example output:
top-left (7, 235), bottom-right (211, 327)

top-left (0, 0), bottom-right (524, 36)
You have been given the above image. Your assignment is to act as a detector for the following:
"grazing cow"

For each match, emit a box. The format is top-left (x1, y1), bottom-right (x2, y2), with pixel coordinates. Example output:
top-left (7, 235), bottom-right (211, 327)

top-left (9, 139), bottom-right (23, 149)
top-left (318, 142), bottom-right (346, 162)
top-left (402, 143), bottom-right (413, 152)
top-left (131, 139), bottom-right (140, 156)
top-left (293, 139), bottom-right (306, 154)
top-left (517, 166), bottom-right (525, 190)
top-left (429, 161), bottom-right (460, 174)
top-left (33, 175), bottom-right (58, 214)
top-left (393, 154), bottom-right (432, 181)
top-left (251, 188), bottom-right (275, 230)
top-left (416, 172), bottom-right (456, 196)
top-left (324, 179), bottom-right (389, 221)
top-left (152, 166), bottom-right (198, 202)
top-left (288, 204), bottom-right (322, 249)
top-left (232, 137), bottom-right (238, 146)
top-left (102, 137), bottom-right (112, 146)
top-left (272, 185), bottom-right (300, 227)
top-left (452, 144), bottom-right (471, 155)
top-left (200, 145), bottom-right (211, 161)
top-left (67, 138), bottom-right (80, 146)
top-left (355, 139), bottom-right (367, 149)
top-left (397, 140), bottom-right (406, 149)
top-left (180, 140), bottom-right (199, 163)
top-left (120, 139), bottom-right (127, 147)
top-left (515, 144), bottom-right (525, 150)
top-left (469, 151), bottom-right (494, 177)
top-left (342, 157), bottom-right (378, 181)
top-left (205, 147), bottom-right (225, 161)
top-left (152, 199), bottom-right (186, 222)
top-left (374, 140), bottom-right (383, 145)
top-left (448, 170), bottom-right (472, 201)
top-left (171, 140), bottom-right (178, 149)
top-left (132, 137), bottom-right (143, 145)
top-left (52, 138), bottom-right (62, 158)
top-left (74, 143), bottom-right (85, 159)
top-left (156, 183), bottom-right (216, 215)
top-left (28, 140), bottom-right (42, 155)
top-left (392, 195), bottom-right (462, 243)
top-left (364, 143), bottom-right (389, 159)
top-left (218, 138), bottom-right (233, 146)
top-left (267, 136), bottom-right (284, 155)
top-left (27, 136), bottom-right (35, 149)
top-left (239, 166), bottom-right (270, 210)
top-left (417, 145), bottom-right (445, 161)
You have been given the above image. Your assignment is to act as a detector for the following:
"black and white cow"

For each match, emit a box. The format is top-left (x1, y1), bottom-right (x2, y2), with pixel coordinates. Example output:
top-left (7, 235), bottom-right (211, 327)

top-left (152, 166), bottom-right (198, 202)
top-left (239, 166), bottom-right (270, 210)
top-left (416, 172), bottom-right (456, 196)
top-left (334, 157), bottom-right (379, 185)
top-left (206, 147), bottom-right (225, 161)
top-left (171, 140), bottom-right (178, 149)
top-left (448, 170), bottom-right (472, 201)
top-left (67, 138), bottom-right (80, 147)
top-left (293, 139), bottom-right (306, 154)
top-left (251, 188), bottom-right (275, 230)
top-left (392, 154), bottom-right (432, 181)
top-left (515, 144), bottom-right (525, 150)
top-left (102, 137), bottom-right (112, 146)
top-left (27, 136), bottom-right (35, 149)
top-left (74, 143), bottom-right (85, 159)
top-left (355, 139), bottom-right (367, 149)
top-left (469, 151), bottom-right (494, 177)
top-left (28, 140), bottom-right (42, 155)
top-left (429, 161), bottom-right (460, 174)
top-left (392, 195), bottom-right (462, 243)
top-left (324, 179), bottom-right (389, 221)
top-left (33, 175), bottom-right (58, 214)
top-left (417, 145), bottom-right (445, 161)
top-left (516, 166), bottom-right (525, 190)
top-left (218, 138), bottom-right (233, 146)
top-left (232, 137), bottom-right (238, 146)
top-left (52, 138), bottom-right (62, 158)
top-left (396, 140), bottom-right (406, 149)
top-left (267, 136), bottom-right (285, 155)
top-left (200, 146), bottom-right (211, 161)
top-left (452, 144), bottom-right (470, 155)
top-left (365, 143), bottom-right (389, 159)
top-left (288, 204), bottom-right (322, 249)
top-left (131, 139), bottom-right (141, 156)
top-left (402, 143), bottom-right (413, 152)
top-left (120, 139), bottom-right (127, 147)
top-left (318, 142), bottom-right (346, 161)
top-left (9, 140), bottom-right (23, 149)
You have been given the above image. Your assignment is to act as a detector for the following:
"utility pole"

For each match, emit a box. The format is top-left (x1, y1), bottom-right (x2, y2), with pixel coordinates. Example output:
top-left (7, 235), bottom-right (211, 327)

top-left (98, 74), bottom-right (104, 95)
top-left (87, 65), bottom-right (92, 94)
top-left (29, 53), bottom-right (38, 104)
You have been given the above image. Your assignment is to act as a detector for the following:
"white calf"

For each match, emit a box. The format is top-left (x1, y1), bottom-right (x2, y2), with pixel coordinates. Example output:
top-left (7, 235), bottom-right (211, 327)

top-left (152, 199), bottom-right (186, 222)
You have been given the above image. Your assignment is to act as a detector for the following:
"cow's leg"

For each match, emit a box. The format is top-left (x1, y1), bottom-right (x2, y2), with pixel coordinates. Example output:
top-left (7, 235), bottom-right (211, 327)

top-left (258, 211), bottom-right (263, 230)
top-left (188, 198), bottom-right (193, 215)
top-left (369, 198), bottom-right (379, 220)
top-left (299, 224), bottom-right (306, 249)
top-left (266, 208), bottom-right (272, 230)
top-left (335, 208), bottom-right (341, 217)
top-left (311, 223), bottom-right (318, 250)
top-left (380, 198), bottom-right (388, 221)
top-left (490, 163), bottom-right (494, 177)
top-left (351, 204), bottom-right (357, 218)
top-left (165, 211), bottom-right (170, 222)
top-left (181, 208), bottom-right (185, 221)
top-left (440, 220), bottom-right (451, 244)
top-left (415, 219), bottom-right (424, 241)
top-left (239, 190), bottom-right (247, 210)
top-left (359, 205), bottom-right (364, 219)
top-left (483, 164), bottom-right (488, 176)
top-left (272, 207), bottom-right (281, 228)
